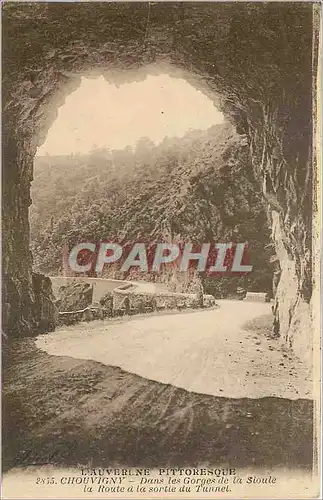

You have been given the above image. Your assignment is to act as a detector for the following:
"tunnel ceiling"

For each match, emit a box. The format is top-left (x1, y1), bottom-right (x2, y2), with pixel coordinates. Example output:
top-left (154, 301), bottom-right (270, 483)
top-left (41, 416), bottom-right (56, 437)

top-left (3, 2), bottom-right (314, 151)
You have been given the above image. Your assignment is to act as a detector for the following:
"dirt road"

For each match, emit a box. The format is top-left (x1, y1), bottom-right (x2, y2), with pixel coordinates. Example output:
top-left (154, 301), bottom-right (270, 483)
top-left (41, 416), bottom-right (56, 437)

top-left (36, 300), bottom-right (312, 400)
top-left (3, 300), bottom-right (313, 471)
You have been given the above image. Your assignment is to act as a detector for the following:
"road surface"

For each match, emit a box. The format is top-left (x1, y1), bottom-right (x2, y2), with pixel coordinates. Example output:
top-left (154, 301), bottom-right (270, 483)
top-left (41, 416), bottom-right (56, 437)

top-left (36, 300), bottom-right (312, 400)
top-left (3, 300), bottom-right (314, 472)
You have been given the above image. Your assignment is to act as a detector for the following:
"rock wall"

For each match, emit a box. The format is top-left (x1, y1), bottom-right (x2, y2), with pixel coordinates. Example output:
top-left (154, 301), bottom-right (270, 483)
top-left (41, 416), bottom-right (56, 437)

top-left (2, 3), bottom-right (318, 365)
top-left (55, 282), bottom-right (93, 312)
top-left (271, 211), bottom-right (313, 367)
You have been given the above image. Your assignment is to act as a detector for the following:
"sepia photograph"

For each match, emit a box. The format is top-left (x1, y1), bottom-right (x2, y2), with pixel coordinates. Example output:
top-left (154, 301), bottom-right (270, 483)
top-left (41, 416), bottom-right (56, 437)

top-left (1, 1), bottom-right (321, 498)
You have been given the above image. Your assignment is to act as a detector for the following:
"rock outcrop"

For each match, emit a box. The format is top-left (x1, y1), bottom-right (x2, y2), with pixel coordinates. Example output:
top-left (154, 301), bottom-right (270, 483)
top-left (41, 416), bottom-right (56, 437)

top-left (2, 3), bottom-right (318, 366)
top-left (55, 281), bottom-right (93, 313)
top-left (32, 273), bottom-right (57, 333)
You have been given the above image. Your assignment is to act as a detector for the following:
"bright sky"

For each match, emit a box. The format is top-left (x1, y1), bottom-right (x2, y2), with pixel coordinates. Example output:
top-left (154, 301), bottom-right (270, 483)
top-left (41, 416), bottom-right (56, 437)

top-left (37, 74), bottom-right (224, 155)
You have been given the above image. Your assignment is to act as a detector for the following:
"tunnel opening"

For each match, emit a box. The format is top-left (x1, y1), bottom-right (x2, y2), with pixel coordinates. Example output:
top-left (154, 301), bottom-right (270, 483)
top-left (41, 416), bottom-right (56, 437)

top-left (30, 66), bottom-right (228, 276)
top-left (30, 64), bottom-right (272, 302)
top-left (2, 2), bottom-right (317, 368)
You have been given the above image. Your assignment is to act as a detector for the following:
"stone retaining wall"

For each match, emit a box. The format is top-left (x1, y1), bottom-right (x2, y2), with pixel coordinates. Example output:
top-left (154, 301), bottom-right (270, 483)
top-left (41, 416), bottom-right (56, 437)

top-left (57, 280), bottom-right (217, 326)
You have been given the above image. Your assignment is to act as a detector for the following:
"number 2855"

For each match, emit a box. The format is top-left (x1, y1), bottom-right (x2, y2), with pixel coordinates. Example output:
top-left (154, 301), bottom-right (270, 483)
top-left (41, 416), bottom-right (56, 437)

top-left (36, 477), bottom-right (56, 485)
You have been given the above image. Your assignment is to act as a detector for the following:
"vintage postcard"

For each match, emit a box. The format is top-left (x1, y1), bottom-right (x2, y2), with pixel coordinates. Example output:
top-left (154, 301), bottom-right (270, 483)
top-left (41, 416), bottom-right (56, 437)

top-left (1, 1), bottom-right (321, 499)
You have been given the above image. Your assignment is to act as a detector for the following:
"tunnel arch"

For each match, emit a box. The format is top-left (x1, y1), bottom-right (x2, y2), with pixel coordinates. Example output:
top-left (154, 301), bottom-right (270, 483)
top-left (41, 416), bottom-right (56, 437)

top-left (2, 2), bottom-right (317, 366)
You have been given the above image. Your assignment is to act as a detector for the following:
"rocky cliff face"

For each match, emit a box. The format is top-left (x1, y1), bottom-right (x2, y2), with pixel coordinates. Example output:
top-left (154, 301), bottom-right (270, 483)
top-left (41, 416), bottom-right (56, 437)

top-left (2, 3), bottom-right (318, 366)
top-left (55, 282), bottom-right (93, 313)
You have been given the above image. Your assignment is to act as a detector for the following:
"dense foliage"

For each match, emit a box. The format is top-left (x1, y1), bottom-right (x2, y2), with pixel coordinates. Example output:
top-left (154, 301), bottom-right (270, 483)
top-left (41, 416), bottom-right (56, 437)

top-left (30, 122), bottom-right (273, 296)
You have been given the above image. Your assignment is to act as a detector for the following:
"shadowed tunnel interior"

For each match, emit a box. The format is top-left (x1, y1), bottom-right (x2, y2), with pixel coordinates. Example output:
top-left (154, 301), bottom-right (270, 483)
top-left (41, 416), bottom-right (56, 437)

top-left (2, 2), bottom-right (318, 367)
top-left (1, 1), bottom-right (317, 477)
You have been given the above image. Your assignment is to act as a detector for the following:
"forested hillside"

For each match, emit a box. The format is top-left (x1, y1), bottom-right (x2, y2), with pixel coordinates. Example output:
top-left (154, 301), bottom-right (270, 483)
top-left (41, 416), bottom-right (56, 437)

top-left (30, 122), bottom-right (273, 296)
